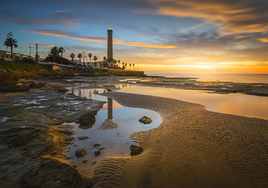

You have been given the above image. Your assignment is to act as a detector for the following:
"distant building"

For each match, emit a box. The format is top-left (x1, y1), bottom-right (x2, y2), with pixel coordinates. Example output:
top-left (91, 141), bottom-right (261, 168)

top-left (0, 50), bottom-right (31, 61)
top-left (39, 62), bottom-right (75, 71)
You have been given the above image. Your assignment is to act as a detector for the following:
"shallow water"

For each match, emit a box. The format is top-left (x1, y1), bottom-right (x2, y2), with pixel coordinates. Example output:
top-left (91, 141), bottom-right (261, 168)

top-left (145, 72), bottom-right (268, 84)
top-left (118, 84), bottom-right (268, 119)
top-left (66, 81), bottom-right (268, 178)
top-left (66, 88), bottom-right (162, 177)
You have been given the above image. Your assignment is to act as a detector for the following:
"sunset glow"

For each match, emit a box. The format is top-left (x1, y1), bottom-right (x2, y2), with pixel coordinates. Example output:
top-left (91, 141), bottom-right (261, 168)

top-left (1, 0), bottom-right (268, 74)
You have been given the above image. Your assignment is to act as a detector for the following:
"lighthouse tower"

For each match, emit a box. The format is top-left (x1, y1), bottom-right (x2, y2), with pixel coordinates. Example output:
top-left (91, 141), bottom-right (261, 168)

top-left (107, 27), bottom-right (113, 64)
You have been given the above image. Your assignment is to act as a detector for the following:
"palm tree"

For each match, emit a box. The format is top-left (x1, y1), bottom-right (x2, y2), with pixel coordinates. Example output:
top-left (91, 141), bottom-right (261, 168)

top-left (133, 63), bottom-right (135, 70)
top-left (70, 53), bottom-right (75, 64)
top-left (129, 63), bottom-right (131, 70)
top-left (94, 56), bottom-right (98, 62)
top-left (118, 60), bottom-right (121, 67)
top-left (49, 46), bottom-right (59, 62)
top-left (103, 56), bottom-right (106, 61)
top-left (4, 32), bottom-right (18, 53)
top-left (59, 47), bottom-right (65, 64)
top-left (78, 53), bottom-right (82, 63)
top-left (88, 53), bottom-right (92, 62)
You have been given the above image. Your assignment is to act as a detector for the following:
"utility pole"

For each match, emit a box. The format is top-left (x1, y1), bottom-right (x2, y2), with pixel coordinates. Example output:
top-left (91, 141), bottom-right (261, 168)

top-left (35, 43), bottom-right (38, 64)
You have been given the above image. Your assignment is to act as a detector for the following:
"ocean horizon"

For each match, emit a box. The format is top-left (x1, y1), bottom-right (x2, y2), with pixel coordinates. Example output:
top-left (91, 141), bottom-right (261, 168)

top-left (145, 71), bottom-right (268, 84)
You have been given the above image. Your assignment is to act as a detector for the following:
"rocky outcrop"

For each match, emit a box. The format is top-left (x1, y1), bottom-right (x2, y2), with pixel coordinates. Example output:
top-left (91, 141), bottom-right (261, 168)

top-left (75, 148), bottom-right (87, 158)
top-left (130, 145), bottom-right (143, 156)
top-left (20, 157), bottom-right (93, 188)
top-left (139, 116), bottom-right (153, 124)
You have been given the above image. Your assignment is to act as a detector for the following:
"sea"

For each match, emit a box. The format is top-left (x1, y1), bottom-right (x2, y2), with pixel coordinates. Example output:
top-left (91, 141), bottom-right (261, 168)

top-left (145, 71), bottom-right (268, 84)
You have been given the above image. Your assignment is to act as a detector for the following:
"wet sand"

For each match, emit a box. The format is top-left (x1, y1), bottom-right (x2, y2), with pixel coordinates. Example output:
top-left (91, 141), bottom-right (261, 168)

top-left (94, 92), bottom-right (268, 188)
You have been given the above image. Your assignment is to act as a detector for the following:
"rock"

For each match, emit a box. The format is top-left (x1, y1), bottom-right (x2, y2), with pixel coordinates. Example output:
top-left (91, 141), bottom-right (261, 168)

top-left (92, 161), bottom-right (97, 164)
top-left (77, 136), bottom-right (89, 140)
top-left (126, 142), bottom-right (129, 144)
top-left (117, 132), bottom-right (120, 134)
top-left (94, 150), bottom-right (101, 157)
top-left (78, 111), bottom-right (96, 127)
top-left (20, 157), bottom-right (93, 188)
top-left (82, 159), bottom-right (88, 163)
top-left (75, 148), bottom-right (87, 158)
top-left (139, 116), bottom-right (153, 124)
top-left (93, 142), bottom-right (101, 147)
top-left (56, 87), bottom-right (69, 92)
top-left (130, 145), bottom-right (143, 156)
top-left (93, 90), bottom-right (99, 94)
top-left (99, 118), bottom-right (118, 130)
top-left (66, 156), bottom-right (72, 159)
top-left (99, 147), bottom-right (105, 151)
top-left (0, 86), bottom-right (30, 92)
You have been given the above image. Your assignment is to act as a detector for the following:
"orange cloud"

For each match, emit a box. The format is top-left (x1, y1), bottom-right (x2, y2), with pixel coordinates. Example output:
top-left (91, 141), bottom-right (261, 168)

top-left (26, 30), bottom-right (70, 37)
top-left (256, 38), bottom-right (268, 42)
top-left (144, 0), bottom-right (268, 34)
top-left (26, 29), bottom-right (177, 49)
top-left (233, 36), bottom-right (248, 39)
top-left (71, 37), bottom-right (107, 43)
top-left (25, 43), bottom-right (55, 48)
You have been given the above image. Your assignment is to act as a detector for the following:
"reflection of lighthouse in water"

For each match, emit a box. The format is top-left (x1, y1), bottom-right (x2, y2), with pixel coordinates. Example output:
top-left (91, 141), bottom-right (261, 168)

top-left (108, 97), bottom-right (113, 120)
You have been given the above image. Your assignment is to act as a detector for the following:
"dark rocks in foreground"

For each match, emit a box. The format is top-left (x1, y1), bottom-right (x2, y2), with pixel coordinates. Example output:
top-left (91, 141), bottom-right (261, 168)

top-left (130, 145), bottom-right (143, 156)
top-left (0, 86), bottom-right (30, 92)
top-left (75, 148), bottom-right (87, 158)
top-left (94, 150), bottom-right (101, 157)
top-left (21, 157), bottom-right (93, 188)
top-left (78, 111), bottom-right (96, 126)
top-left (93, 142), bottom-right (101, 147)
top-left (139, 116), bottom-right (153, 124)
top-left (77, 136), bottom-right (89, 140)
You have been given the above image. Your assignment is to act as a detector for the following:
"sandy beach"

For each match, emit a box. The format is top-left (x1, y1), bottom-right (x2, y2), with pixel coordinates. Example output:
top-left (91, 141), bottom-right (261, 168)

top-left (93, 92), bottom-right (268, 188)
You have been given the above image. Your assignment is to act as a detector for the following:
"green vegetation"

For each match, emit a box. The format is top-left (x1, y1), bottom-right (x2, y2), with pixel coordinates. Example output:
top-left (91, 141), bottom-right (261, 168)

top-left (88, 53), bottom-right (92, 62)
top-left (4, 32), bottom-right (18, 53)
top-left (93, 56), bottom-right (98, 62)
top-left (78, 53), bottom-right (82, 63)
top-left (70, 53), bottom-right (75, 63)
top-left (45, 46), bottom-right (71, 65)
top-left (0, 61), bottom-right (42, 72)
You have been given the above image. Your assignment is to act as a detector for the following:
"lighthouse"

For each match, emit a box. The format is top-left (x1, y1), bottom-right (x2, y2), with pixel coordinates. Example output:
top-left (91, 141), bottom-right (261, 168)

top-left (107, 26), bottom-right (113, 63)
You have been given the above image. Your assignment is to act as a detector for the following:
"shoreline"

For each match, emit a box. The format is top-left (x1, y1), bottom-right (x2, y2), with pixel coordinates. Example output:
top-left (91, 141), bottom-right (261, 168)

top-left (1, 76), bottom-right (268, 187)
top-left (94, 91), bottom-right (268, 188)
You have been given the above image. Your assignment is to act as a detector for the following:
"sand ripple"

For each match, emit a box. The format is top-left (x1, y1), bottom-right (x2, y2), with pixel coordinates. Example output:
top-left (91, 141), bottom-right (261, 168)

top-left (94, 92), bottom-right (268, 188)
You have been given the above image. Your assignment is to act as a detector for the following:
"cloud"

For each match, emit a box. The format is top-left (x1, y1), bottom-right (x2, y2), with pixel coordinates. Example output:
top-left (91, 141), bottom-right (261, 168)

top-left (1, 9), bottom-right (80, 26)
top-left (25, 29), bottom-right (177, 49)
top-left (256, 38), bottom-right (268, 42)
top-left (25, 43), bottom-right (55, 48)
top-left (233, 36), bottom-right (249, 39)
top-left (142, 0), bottom-right (268, 34)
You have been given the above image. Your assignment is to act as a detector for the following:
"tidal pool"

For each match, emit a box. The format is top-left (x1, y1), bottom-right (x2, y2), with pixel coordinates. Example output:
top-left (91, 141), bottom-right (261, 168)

top-left (67, 88), bottom-right (162, 177)
top-left (66, 81), bottom-right (268, 177)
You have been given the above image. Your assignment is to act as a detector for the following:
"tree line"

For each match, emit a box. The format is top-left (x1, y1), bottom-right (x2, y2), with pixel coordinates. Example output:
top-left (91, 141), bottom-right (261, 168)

top-left (3, 32), bottom-right (137, 70)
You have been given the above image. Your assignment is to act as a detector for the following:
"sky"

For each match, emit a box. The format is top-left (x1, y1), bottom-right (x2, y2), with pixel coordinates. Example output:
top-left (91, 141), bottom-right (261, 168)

top-left (1, 0), bottom-right (268, 74)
